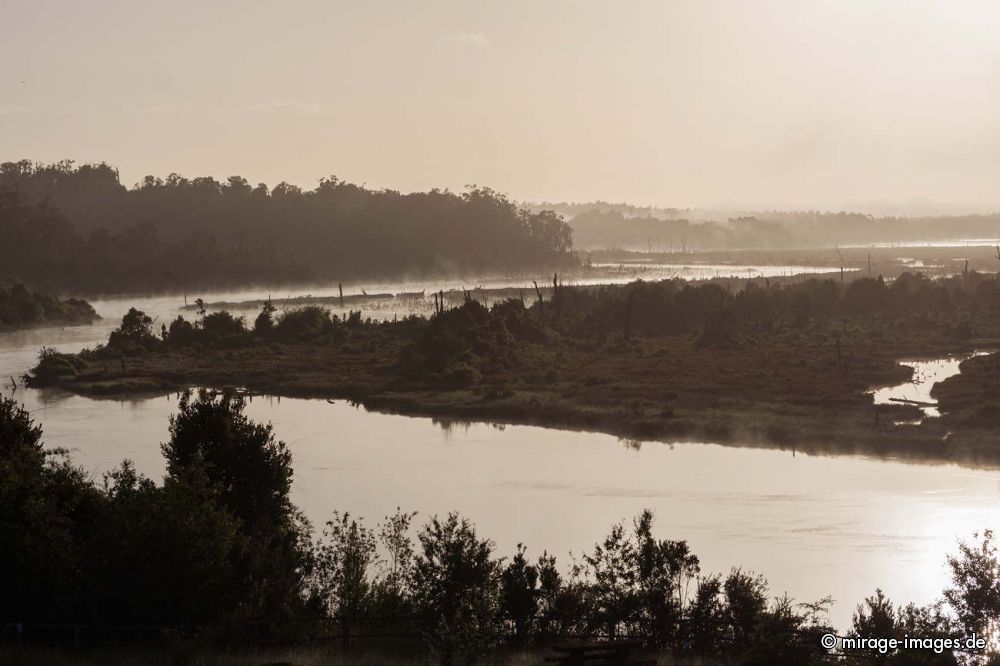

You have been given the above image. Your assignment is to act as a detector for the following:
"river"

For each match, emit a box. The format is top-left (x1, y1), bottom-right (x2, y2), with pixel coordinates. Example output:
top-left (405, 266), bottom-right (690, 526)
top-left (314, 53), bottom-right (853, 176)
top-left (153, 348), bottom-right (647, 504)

top-left (2, 282), bottom-right (999, 630)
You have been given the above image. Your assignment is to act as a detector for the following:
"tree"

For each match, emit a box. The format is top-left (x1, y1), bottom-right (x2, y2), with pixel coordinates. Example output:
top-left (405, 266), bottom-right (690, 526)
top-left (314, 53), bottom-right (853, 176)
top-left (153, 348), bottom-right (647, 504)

top-left (583, 519), bottom-right (638, 638)
top-left (108, 307), bottom-right (157, 351)
top-left (500, 544), bottom-right (539, 641)
top-left (411, 512), bottom-right (502, 665)
top-left (254, 299), bottom-right (277, 335)
top-left (723, 569), bottom-right (769, 650)
top-left (0, 161), bottom-right (578, 293)
top-left (374, 507), bottom-right (418, 615)
top-left (161, 389), bottom-right (313, 632)
top-left (0, 397), bottom-right (101, 623)
top-left (944, 530), bottom-right (1000, 639)
top-left (632, 509), bottom-right (700, 645)
top-left (535, 551), bottom-right (587, 638)
top-left (163, 389), bottom-right (292, 528)
top-left (687, 575), bottom-right (725, 655)
top-left (95, 457), bottom-right (243, 625)
top-left (311, 512), bottom-right (378, 623)
top-left (526, 209), bottom-right (574, 254)
top-left (850, 589), bottom-right (898, 664)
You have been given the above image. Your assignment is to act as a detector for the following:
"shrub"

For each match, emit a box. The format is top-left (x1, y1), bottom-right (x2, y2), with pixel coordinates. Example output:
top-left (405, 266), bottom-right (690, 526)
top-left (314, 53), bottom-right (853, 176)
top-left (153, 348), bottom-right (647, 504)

top-left (30, 347), bottom-right (87, 383)
top-left (200, 311), bottom-right (247, 340)
top-left (443, 361), bottom-right (481, 388)
top-left (166, 316), bottom-right (197, 345)
top-left (275, 306), bottom-right (334, 341)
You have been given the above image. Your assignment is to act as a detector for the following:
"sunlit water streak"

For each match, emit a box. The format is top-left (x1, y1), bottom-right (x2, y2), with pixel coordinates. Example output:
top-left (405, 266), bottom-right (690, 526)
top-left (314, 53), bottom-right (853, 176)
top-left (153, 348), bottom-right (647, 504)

top-left (870, 353), bottom-right (986, 419)
top-left (842, 239), bottom-right (1000, 249)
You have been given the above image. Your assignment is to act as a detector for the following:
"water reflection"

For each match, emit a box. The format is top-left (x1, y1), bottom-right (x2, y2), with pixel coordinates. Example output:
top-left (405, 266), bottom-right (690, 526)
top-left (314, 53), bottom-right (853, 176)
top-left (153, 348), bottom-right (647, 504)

top-left (870, 353), bottom-right (986, 419)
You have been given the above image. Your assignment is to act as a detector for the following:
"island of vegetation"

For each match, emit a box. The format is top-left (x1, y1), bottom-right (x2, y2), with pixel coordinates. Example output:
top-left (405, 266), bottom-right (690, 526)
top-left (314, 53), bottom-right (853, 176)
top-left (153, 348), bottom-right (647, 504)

top-left (0, 282), bottom-right (98, 331)
top-left (26, 269), bottom-right (1000, 465)
top-left (2, 391), bottom-right (997, 665)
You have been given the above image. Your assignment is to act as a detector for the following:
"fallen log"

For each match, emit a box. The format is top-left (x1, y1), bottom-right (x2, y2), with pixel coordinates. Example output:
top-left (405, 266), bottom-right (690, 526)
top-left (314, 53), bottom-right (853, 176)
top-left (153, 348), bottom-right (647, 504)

top-left (888, 397), bottom-right (937, 408)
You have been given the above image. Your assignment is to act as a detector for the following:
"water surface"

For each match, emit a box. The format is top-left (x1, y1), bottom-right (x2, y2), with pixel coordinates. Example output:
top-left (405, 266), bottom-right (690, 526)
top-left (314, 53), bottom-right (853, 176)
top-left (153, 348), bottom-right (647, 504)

top-left (871, 354), bottom-right (985, 419)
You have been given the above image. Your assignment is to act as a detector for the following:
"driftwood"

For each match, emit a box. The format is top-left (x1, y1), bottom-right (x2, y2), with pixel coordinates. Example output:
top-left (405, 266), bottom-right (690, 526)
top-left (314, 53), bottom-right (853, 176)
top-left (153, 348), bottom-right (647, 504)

top-left (888, 397), bottom-right (937, 408)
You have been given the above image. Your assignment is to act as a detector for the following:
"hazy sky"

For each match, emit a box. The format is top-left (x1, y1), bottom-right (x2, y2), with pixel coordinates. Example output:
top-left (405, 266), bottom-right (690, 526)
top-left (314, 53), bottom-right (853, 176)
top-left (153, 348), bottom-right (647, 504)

top-left (3, 0), bottom-right (1000, 213)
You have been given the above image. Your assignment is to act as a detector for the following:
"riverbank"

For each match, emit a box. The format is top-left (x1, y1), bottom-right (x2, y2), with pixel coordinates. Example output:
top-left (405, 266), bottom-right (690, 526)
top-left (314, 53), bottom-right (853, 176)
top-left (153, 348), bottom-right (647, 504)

top-left (26, 300), bottom-right (1000, 465)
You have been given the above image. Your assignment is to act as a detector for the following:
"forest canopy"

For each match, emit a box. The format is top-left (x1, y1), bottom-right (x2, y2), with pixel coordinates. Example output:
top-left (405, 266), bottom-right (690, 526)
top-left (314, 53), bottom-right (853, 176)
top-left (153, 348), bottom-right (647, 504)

top-left (0, 160), bottom-right (576, 294)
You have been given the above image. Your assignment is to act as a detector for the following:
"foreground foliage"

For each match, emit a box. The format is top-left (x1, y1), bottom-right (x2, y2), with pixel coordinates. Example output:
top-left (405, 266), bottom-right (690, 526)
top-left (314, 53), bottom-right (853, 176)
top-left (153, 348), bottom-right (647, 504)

top-left (3, 395), bottom-right (1000, 664)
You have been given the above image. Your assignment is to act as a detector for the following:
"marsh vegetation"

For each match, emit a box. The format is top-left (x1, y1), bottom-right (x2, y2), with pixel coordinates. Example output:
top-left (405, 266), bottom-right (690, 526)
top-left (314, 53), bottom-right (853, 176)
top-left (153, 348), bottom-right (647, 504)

top-left (28, 268), bottom-right (1000, 463)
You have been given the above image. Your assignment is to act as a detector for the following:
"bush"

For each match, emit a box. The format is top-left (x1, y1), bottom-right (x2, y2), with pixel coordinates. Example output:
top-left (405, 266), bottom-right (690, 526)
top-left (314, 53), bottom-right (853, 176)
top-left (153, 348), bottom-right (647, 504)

top-left (200, 311), bottom-right (247, 340)
top-left (166, 316), bottom-right (197, 345)
top-left (275, 306), bottom-right (335, 341)
top-left (403, 299), bottom-right (557, 386)
top-left (443, 362), bottom-right (481, 388)
top-left (30, 347), bottom-right (87, 383)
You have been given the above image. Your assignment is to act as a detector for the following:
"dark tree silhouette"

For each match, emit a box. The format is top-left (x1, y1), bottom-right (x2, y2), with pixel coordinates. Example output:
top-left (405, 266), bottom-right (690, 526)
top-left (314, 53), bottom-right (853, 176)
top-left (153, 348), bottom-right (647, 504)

top-left (0, 161), bottom-right (577, 293)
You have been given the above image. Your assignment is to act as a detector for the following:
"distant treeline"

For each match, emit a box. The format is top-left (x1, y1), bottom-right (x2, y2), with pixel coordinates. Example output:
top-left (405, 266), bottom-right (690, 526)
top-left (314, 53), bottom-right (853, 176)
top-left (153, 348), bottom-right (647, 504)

top-left (569, 208), bottom-right (1000, 251)
top-left (0, 160), bottom-right (576, 293)
top-left (0, 283), bottom-right (97, 330)
top-left (2, 392), bottom-right (995, 664)
top-left (531, 200), bottom-right (692, 221)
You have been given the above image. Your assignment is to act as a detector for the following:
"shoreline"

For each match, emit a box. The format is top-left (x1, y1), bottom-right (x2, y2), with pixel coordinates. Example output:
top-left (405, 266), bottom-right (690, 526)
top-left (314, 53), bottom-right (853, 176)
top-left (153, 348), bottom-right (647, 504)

top-left (28, 335), bottom-right (1000, 469)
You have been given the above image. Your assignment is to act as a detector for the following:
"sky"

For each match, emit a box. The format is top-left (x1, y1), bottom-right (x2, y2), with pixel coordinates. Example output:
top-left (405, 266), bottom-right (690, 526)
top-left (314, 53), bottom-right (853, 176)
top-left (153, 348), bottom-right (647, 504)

top-left (3, 0), bottom-right (1000, 213)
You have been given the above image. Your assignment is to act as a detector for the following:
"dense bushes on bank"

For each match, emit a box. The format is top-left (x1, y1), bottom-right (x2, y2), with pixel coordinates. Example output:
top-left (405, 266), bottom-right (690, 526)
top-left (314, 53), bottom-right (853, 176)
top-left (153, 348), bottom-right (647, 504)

top-left (0, 283), bottom-right (97, 330)
top-left (536, 270), bottom-right (998, 347)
